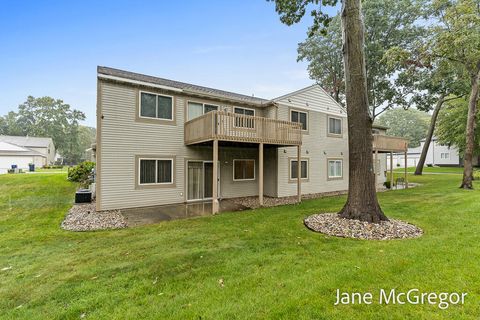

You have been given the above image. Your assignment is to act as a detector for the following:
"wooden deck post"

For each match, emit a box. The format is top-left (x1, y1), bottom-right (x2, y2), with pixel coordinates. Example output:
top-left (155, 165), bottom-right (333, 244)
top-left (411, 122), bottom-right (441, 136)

top-left (390, 151), bottom-right (394, 187)
top-left (374, 149), bottom-right (378, 187)
top-left (297, 145), bottom-right (301, 203)
top-left (404, 150), bottom-right (408, 189)
top-left (259, 143), bottom-right (264, 206)
top-left (212, 139), bottom-right (219, 214)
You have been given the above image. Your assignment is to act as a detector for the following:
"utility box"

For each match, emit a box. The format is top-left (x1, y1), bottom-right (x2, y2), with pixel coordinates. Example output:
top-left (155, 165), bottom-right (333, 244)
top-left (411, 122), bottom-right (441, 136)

top-left (75, 189), bottom-right (92, 204)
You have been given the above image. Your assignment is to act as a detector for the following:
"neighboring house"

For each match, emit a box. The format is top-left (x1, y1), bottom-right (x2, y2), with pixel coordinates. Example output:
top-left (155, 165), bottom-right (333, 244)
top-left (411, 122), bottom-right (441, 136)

top-left (0, 135), bottom-right (56, 165)
top-left (387, 137), bottom-right (472, 169)
top-left (0, 141), bottom-right (47, 174)
top-left (96, 67), bottom-right (406, 212)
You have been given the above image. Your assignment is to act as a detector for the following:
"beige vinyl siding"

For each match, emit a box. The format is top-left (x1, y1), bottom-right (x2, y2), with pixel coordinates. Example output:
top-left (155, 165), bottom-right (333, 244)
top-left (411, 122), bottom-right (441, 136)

top-left (275, 85), bottom-right (346, 117)
top-left (275, 86), bottom-right (349, 197)
top-left (263, 147), bottom-right (278, 197)
top-left (98, 81), bottom-right (266, 210)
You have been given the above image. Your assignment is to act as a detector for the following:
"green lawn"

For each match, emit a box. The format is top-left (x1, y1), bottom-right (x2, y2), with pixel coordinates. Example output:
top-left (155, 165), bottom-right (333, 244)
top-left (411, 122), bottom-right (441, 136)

top-left (393, 166), bottom-right (466, 174)
top-left (1, 171), bottom-right (479, 319)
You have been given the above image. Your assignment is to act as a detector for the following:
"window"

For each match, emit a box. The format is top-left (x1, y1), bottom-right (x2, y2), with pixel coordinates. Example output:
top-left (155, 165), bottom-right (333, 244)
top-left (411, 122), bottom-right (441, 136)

top-left (291, 110), bottom-right (308, 131)
top-left (441, 152), bottom-right (450, 159)
top-left (139, 158), bottom-right (173, 184)
top-left (290, 160), bottom-right (308, 179)
top-left (140, 92), bottom-right (173, 120)
top-left (234, 107), bottom-right (255, 128)
top-left (328, 159), bottom-right (343, 179)
top-left (233, 159), bottom-right (255, 181)
top-left (328, 117), bottom-right (342, 135)
top-left (187, 102), bottom-right (219, 121)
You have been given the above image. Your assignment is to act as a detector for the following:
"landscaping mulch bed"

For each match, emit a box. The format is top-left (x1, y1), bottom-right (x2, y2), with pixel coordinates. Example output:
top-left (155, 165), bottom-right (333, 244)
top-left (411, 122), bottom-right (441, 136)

top-left (61, 203), bottom-right (127, 231)
top-left (231, 191), bottom-right (348, 209)
top-left (304, 213), bottom-right (423, 240)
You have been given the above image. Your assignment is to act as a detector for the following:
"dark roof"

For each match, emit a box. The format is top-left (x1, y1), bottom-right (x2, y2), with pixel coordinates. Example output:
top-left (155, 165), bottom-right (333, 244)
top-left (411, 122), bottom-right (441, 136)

top-left (98, 66), bottom-right (271, 106)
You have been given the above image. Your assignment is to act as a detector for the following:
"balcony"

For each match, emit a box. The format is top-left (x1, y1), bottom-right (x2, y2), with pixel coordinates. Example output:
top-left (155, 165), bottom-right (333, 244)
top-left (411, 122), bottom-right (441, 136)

top-left (185, 111), bottom-right (302, 146)
top-left (372, 134), bottom-right (408, 153)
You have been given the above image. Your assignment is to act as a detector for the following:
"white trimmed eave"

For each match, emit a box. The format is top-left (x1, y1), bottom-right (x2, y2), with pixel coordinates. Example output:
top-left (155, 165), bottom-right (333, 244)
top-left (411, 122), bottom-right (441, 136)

top-left (98, 74), bottom-right (184, 92)
top-left (98, 73), bottom-right (274, 108)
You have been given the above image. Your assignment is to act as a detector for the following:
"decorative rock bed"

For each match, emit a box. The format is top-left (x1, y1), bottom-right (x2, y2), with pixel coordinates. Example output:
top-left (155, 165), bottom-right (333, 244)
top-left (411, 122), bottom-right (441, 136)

top-left (61, 203), bottom-right (127, 231)
top-left (304, 213), bottom-right (423, 240)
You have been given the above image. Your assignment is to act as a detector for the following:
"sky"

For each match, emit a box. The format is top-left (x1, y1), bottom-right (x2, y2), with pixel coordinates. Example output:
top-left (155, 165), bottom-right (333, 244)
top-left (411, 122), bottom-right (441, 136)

top-left (0, 1), bottom-right (339, 127)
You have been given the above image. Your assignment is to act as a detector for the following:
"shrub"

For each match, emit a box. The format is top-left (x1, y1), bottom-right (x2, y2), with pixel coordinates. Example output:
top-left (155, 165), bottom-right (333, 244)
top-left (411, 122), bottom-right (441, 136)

top-left (383, 181), bottom-right (391, 189)
top-left (43, 165), bottom-right (64, 169)
top-left (68, 161), bottom-right (95, 186)
top-left (474, 170), bottom-right (480, 181)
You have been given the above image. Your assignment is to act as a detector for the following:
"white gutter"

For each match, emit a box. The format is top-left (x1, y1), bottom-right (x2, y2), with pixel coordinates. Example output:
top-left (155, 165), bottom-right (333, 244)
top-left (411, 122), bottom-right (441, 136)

top-left (97, 74), bottom-right (183, 93)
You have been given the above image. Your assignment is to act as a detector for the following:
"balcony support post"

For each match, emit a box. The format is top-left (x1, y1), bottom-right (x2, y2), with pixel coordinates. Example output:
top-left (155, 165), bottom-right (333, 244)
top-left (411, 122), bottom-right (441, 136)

top-left (297, 145), bottom-right (301, 203)
top-left (259, 143), bottom-right (264, 206)
top-left (212, 139), bottom-right (219, 214)
top-left (390, 151), bottom-right (394, 188)
top-left (404, 150), bottom-right (408, 189)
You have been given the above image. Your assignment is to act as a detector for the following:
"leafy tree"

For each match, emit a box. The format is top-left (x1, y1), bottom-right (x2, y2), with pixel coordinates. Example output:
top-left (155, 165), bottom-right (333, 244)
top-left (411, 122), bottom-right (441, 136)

top-left (271, 0), bottom-right (388, 222)
top-left (376, 108), bottom-right (430, 147)
top-left (298, 16), bottom-right (344, 103)
top-left (0, 96), bottom-right (87, 164)
top-left (428, 0), bottom-right (480, 189)
top-left (297, 0), bottom-right (426, 118)
top-left (384, 1), bottom-right (472, 176)
top-left (436, 97), bottom-right (480, 156)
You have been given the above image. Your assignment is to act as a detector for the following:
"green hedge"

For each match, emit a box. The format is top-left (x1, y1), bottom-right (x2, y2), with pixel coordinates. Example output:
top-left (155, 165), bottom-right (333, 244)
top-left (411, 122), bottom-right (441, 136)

top-left (68, 161), bottom-right (95, 186)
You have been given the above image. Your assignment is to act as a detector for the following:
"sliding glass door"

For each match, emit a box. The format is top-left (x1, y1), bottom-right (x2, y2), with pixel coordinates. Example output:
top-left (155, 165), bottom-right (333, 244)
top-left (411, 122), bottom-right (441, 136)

top-left (187, 161), bottom-right (220, 201)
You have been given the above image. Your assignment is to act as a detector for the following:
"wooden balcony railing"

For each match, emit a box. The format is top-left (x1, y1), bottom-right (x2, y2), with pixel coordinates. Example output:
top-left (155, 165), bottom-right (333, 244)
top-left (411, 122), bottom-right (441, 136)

top-left (185, 111), bottom-right (303, 146)
top-left (373, 134), bottom-right (408, 152)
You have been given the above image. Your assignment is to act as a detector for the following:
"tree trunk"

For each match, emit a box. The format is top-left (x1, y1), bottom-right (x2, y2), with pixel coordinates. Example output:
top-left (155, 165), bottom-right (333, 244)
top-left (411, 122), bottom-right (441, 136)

top-left (338, 0), bottom-right (388, 222)
top-left (414, 95), bottom-right (445, 175)
top-left (460, 67), bottom-right (480, 189)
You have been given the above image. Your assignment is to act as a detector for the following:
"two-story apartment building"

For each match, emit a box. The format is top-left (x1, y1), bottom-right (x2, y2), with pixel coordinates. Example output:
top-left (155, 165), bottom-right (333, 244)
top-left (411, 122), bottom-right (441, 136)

top-left (96, 67), bottom-right (407, 212)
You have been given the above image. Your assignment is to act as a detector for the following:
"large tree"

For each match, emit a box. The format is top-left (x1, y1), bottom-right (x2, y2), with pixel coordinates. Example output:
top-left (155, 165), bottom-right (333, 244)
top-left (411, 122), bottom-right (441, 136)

top-left (429, 0), bottom-right (480, 188)
top-left (376, 108), bottom-right (430, 148)
top-left (436, 97), bottom-right (480, 157)
top-left (297, 0), bottom-right (425, 119)
top-left (271, 0), bottom-right (387, 222)
top-left (383, 2), bottom-right (470, 176)
top-left (0, 96), bottom-right (88, 164)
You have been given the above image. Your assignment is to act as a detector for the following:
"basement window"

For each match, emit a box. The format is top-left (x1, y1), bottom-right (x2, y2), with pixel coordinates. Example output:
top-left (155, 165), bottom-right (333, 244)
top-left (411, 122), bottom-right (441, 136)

top-left (328, 159), bottom-right (343, 179)
top-left (139, 158), bottom-right (173, 184)
top-left (233, 159), bottom-right (255, 181)
top-left (290, 160), bottom-right (308, 179)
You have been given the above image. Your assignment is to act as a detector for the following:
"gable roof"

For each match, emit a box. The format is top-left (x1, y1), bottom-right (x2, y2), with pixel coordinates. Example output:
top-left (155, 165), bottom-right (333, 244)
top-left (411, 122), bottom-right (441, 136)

top-left (0, 141), bottom-right (46, 157)
top-left (0, 135), bottom-right (53, 148)
top-left (273, 84), bottom-right (347, 116)
top-left (98, 66), bottom-right (273, 107)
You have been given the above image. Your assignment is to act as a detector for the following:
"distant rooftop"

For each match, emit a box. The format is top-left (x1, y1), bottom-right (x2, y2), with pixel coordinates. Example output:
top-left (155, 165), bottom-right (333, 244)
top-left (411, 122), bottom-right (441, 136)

top-left (98, 66), bottom-right (273, 107)
top-left (0, 135), bottom-right (53, 148)
top-left (0, 141), bottom-right (46, 157)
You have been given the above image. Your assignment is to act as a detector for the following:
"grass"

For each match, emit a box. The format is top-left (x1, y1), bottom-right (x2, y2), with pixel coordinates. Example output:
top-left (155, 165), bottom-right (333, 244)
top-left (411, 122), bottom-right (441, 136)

top-left (393, 166), bottom-right (471, 174)
top-left (1, 169), bottom-right (479, 319)
top-left (35, 166), bottom-right (70, 173)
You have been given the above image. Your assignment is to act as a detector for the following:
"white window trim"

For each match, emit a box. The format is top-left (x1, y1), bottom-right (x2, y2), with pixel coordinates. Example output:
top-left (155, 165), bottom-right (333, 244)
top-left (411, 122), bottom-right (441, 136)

top-left (328, 159), bottom-right (343, 179)
top-left (233, 106), bottom-right (256, 129)
top-left (187, 101), bottom-right (220, 121)
top-left (139, 91), bottom-right (174, 121)
top-left (290, 109), bottom-right (308, 131)
top-left (328, 116), bottom-right (343, 135)
top-left (232, 159), bottom-right (256, 181)
top-left (289, 159), bottom-right (309, 180)
top-left (138, 157), bottom-right (174, 185)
